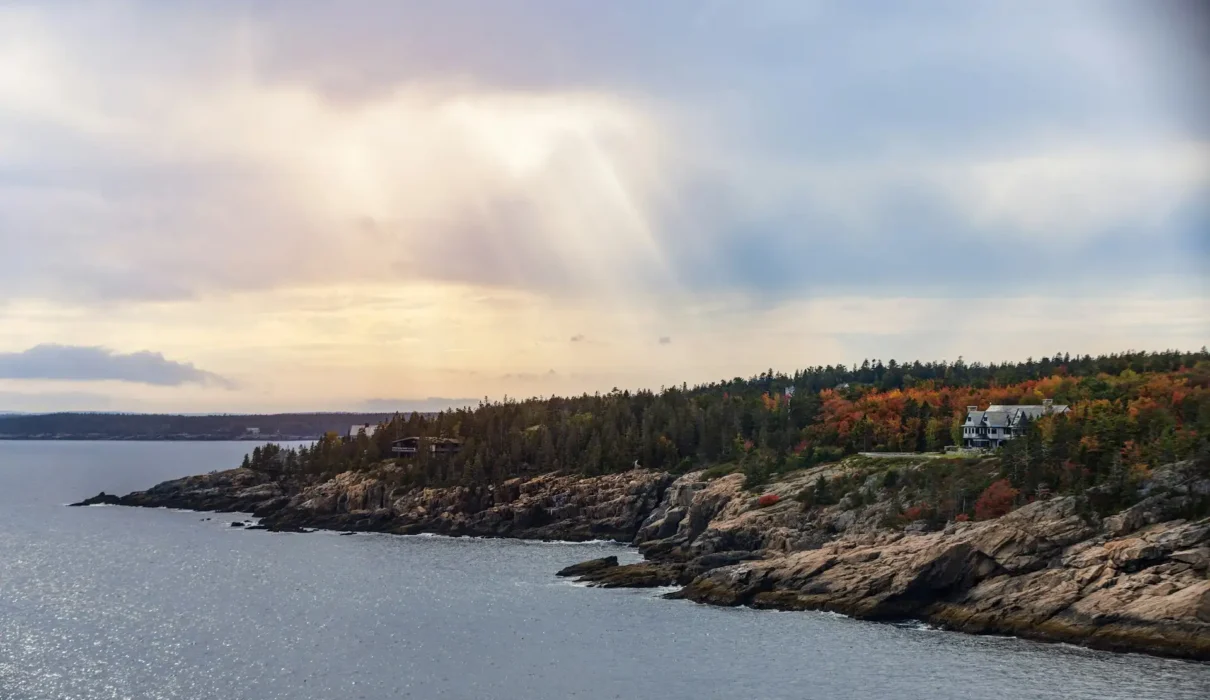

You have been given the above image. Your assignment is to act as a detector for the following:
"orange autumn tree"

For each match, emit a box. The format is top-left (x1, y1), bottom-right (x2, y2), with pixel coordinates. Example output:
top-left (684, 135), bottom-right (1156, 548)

top-left (806, 366), bottom-right (1208, 462)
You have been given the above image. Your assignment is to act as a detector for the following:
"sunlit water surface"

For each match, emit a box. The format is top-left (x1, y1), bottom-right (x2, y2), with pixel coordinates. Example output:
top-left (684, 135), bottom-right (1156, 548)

top-left (1, 441), bottom-right (1207, 699)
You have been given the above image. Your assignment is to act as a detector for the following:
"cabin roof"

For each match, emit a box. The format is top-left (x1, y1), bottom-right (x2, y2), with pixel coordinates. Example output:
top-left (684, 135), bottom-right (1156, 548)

top-left (391, 436), bottom-right (462, 444)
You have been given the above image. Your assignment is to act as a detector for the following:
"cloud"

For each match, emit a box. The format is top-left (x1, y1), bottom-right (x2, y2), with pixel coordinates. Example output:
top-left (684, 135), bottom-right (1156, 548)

top-left (0, 2), bottom-right (1206, 414)
top-left (0, 345), bottom-right (233, 388)
top-left (500, 370), bottom-right (560, 382)
top-left (0, 5), bottom-right (675, 305)
top-left (0, 287), bottom-right (1203, 412)
top-left (1, 1), bottom-right (1205, 311)
top-left (358, 397), bottom-right (478, 412)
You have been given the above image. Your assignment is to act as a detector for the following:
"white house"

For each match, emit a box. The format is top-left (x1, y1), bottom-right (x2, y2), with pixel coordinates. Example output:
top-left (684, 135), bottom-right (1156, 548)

top-left (347, 423), bottom-right (378, 440)
top-left (962, 399), bottom-right (1069, 449)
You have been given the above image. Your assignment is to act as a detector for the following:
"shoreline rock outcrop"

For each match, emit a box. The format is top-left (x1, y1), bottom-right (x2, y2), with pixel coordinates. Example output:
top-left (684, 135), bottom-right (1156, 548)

top-left (556, 556), bottom-right (619, 577)
top-left (93, 466), bottom-right (674, 542)
top-left (80, 457), bottom-right (1210, 660)
top-left (566, 461), bottom-right (1210, 661)
top-left (70, 492), bottom-right (123, 506)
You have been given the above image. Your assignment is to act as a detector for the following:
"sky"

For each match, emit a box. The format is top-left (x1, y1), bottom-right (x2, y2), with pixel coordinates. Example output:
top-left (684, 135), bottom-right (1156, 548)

top-left (1, 0), bottom-right (1208, 414)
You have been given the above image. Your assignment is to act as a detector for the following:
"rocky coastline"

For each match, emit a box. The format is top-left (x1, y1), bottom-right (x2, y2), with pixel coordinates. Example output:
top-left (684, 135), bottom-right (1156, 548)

top-left (73, 466), bottom-right (674, 542)
top-left (74, 458), bottom-right (1210, 661)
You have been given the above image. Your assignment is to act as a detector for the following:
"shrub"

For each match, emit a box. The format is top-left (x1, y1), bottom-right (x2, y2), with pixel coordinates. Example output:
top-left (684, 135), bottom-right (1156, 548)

top-left (701, 463), bottom-right (739, 480)
top-left (974, 479), bottom-right (1019, 520)
top-left (742, 460), bottom-right (772, 490)
top-left (814, 446), bottom-right (845, 464)
top-left (757, 493), bottom-right (781, 508)
top-left (672, 457), bottom-right (697, 475)
top-left (954, 513), bottom-right (970, 522)
top-left (815, 475), bottom-right (834, 505)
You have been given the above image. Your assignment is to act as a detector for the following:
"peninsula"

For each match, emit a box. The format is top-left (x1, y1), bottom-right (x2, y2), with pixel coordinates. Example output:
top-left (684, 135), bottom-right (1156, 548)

top-left (74, 351), bottom-right (1210, 660)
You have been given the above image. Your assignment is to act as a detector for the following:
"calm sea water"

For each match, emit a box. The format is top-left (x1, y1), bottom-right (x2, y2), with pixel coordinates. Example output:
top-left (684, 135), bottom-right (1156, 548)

top-left (1, 441), bottom-right (1207, 700)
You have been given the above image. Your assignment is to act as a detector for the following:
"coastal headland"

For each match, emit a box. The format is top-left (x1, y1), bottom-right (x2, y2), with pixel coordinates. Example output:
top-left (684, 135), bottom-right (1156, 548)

top-left (74, 454), bottom-right (1210, 661)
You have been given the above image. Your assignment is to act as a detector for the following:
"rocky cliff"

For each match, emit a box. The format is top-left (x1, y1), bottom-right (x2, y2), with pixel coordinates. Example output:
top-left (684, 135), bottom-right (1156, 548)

top-left (568, 459), bottom-right (1210, 660)
top-left (75, 457), bottom-right (1210, 659)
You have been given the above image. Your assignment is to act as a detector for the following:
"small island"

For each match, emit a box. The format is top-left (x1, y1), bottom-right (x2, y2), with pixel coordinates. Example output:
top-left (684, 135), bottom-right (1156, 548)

top-left (75, 351), bottom-right (1210, 660)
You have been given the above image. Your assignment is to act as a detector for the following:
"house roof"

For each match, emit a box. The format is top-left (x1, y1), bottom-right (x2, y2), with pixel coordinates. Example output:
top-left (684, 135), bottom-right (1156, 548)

top-left (348, 424), bottom-right (378, 438)
top-left (391, 436), bottom-right (462, 444)
top-left (965, 404), bottom-right (1069, 428)
top-left (983, 411), bottom-right (1011, 428)
top-left (989, 404), bottom-right (1069, 417)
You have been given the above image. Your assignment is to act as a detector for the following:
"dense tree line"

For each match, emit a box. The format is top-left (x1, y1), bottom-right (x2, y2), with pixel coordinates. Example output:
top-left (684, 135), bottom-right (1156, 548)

top-left (258, 350), bottom-right (1210, 513)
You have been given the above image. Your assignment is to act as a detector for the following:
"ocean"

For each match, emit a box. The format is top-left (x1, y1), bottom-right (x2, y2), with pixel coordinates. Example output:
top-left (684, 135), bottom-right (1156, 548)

top-left (1, 441), bottom-right (1206, 699)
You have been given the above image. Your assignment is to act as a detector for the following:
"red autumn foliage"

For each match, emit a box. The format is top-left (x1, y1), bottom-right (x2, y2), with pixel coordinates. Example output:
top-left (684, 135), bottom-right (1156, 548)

top-left (804, 368), bottom-right (1208, 454)
top-left (974, 479), bottom-right (1019, 520)
top-left (757, 493), bottom-right (781, 508)
top-left (954, 513), bottom-right (970, 522)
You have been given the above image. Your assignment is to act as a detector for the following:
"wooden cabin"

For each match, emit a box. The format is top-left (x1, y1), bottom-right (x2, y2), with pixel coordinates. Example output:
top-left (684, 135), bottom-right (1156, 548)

top-left (390, 436), bottom-right (463, 456)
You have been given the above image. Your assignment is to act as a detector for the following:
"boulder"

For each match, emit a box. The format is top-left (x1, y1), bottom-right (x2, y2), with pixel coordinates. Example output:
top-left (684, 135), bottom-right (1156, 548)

top-left (1170, 548), bottom-right (1210, 571)
top-left (1106, 539), bottom-right (1167, 573)
top-left (681, 550), bottom-right (766, 582)
top-left (556, 556), bottom-right (619, 577)
top-left (673, 562), bottom-right (771, 606)
top-left (574, 562), bottom-right (683, 588)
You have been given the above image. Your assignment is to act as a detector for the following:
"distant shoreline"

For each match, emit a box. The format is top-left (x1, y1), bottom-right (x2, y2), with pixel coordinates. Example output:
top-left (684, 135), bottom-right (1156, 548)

top-left (0, 411), bottom-right (415, 443)
top-left (0, 435), bottom-right (321, 442)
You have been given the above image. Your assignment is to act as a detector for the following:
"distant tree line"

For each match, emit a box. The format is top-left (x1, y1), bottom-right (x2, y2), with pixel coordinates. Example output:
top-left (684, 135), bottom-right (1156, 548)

top-left (0, 412), bottom-right (399, 440)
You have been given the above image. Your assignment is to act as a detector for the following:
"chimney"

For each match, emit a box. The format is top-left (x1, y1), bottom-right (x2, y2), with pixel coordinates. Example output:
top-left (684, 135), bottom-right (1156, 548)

top-left (967, 406), bottom-right (978, 412)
